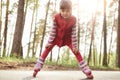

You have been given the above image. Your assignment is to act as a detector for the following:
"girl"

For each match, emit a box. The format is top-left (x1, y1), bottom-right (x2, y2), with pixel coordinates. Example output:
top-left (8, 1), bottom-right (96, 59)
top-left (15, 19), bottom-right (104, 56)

top-left (33, 0), bottom-right (94, 79)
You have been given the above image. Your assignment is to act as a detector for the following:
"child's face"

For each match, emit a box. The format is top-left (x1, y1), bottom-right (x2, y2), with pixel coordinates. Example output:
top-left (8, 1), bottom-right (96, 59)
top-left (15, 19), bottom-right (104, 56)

top-left (60, 9), bottom-right (71, 19)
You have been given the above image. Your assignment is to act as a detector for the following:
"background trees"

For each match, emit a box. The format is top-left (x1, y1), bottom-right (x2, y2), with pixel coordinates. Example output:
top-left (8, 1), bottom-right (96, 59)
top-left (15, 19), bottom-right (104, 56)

top-left (117, 0), bottom-right (120, 68)
top-left (0, 0), bottom-right (120, 68)
top-left (11, 0), bottom-right (25, 58)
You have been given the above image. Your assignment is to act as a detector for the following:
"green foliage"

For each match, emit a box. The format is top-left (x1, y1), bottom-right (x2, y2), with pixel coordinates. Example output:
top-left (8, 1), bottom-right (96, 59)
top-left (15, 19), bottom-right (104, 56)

top-left (90, 65), bottom-right (120, 71)
top-left (45, 56), bottom-right (78, 67)
top-left (23, 57), bottom-right (37, 62)
top-left (0, 57), bottom-right (23, 62)
top-left (0, 56), bottom-right (36, 63)
top-left (60, 57), bottom-right (78, 67)
top-left (44, 49), bottom-right (119, 70)
top-left (45, 58), bottom-right (58, 65)
top-left (0, 52), bottom-right (119, 71)
top-left (108, 52), bottom-right (116, 67)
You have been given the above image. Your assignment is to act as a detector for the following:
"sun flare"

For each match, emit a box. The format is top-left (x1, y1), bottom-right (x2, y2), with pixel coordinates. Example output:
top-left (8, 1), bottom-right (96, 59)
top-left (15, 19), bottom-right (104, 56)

top-left (72, 0), bottom-right (113, 14)
top-left (72, 0), bottom-right (99, 14)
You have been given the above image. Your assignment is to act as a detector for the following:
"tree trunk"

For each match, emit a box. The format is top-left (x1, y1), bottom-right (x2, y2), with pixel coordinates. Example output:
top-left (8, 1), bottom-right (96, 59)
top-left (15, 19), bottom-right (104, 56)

top-left (27, 0), bottom-right (36, 57)
top-left (39, 0), bottom-right (51, 56)
top-left (3, 0), bottom-right (9, 57)
top-left (117, 0), bottom-right (120, 68)
top-left (87, 0), bottom-right (98, 65)
top-left (84, 27), bottom-right (87, 58)
top-left (108, 14), bottom-right (115, 64)
top-left (102, 0), bottom-right (108, 66)
top-left (49, 51), bottom-right (52, 62)
top-left (32, 27), bottom-right (36, 57)
top-left (32, 0), bottom-right (39, 57)
top-left (56, 48), bottom-right (60, 64)
top-left (88, 14), bottom-right (96, 65)
top-left (93, 43), bottom-right (97, 66)
top-left (0, 0), bottom-right (1, 38)
top-left (88, 38), bottom-right (92, 65)
top-left (99, 35), bottom-right (103, 65)
top-left (11, 0), bottom-right (25, 58)
top-left (49, 0), bottom-right (57, 61)
top-left (0, 0), bottom-right (2, 57)
top-left (23, 0), bottom-right (28, 57)
top-left (77, 1), bottom-right (80, 50)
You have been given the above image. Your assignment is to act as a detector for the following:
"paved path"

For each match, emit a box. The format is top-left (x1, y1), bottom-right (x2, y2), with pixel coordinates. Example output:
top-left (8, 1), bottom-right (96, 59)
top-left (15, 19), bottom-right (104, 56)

top-left (0, 70), bottom-right (120, 80)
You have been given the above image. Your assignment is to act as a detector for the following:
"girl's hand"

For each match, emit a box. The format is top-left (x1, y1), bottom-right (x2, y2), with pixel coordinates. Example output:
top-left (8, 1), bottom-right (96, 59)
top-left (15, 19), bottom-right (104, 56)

top-left (45, 43), bottom-right (52, 49)
top-left (73, 48), bottom-right (79, 54)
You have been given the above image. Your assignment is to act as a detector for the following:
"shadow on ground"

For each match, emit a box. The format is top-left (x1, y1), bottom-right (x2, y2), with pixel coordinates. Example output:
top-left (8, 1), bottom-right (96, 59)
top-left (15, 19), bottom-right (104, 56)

top-left (22, 76), bottom-right (92, 80)
top-left (22, 76), bottom-right (34, 80)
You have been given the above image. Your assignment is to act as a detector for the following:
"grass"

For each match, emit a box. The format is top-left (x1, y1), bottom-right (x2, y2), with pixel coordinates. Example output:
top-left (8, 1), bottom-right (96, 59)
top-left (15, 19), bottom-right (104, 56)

top-left (0, 57), bottom-right (36, 63)
top-left (45, 57), bottom-right (78, 67)
top-left (0, 56), bottom-right (120, 71)
top-left (90, 65), bottom-right (120, 71)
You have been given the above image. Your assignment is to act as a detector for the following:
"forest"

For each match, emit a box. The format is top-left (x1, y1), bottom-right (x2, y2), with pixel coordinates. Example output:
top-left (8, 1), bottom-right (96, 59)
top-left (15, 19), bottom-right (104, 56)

top-left (0, 0), bottom-right (120, 69)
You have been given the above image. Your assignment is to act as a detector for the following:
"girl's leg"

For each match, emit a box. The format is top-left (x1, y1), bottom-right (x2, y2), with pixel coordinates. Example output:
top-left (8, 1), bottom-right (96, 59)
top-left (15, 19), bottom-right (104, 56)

top-left (41, 44), bottom-right (55, 59)
top-left (68, 44), bottom-right (93, 79)
top-left (33, 44), bottom-right (55, 77)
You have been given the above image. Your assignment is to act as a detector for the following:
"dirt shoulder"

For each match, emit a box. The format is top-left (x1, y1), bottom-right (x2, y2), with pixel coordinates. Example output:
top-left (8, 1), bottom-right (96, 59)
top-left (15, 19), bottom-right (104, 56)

top-left (0, 61), bottom-right (79, 71)
top-left (0, 61), bottom-right (120, 71)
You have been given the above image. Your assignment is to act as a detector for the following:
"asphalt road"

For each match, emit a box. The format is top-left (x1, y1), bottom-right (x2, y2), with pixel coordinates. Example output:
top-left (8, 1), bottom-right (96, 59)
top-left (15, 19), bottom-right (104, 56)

top-left (0, 70), bottom-right (120, 80)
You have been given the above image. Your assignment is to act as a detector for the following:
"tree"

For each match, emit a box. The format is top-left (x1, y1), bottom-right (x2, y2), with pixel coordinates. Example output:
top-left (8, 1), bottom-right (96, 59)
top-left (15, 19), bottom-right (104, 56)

top-left (11, 0), bottom-right (25, 58)
top-left (0, 0), bottom-right (2, 56)
top-left (88, 1), bottom-right (98, 65)
top-left (108, 14), bottom-right (115, 64)
top-left (0, 0), bottom-right (1, 37)
top-left (107, 0), bottom-right (118, 65)
top-left (49, 0), bottom-right (57, 62)
top-left (39, 0), bottom-right (51, 56)
top-left (27, 0), bottom-right (37, 57)
top-left (77, 1), bottom-right (80, 50)
top-left (117, 0), bottom-right (120, 68)
top-left (88, 15), bottom-right (96, 65)
top-left (102, 0), bottom-right (108, 66)
top-left (99, 30), bottom-right (103, 65)
top-left (56, 48), bottom-right (60, 64)
top-left (2, 0), bottom-right (9, 57)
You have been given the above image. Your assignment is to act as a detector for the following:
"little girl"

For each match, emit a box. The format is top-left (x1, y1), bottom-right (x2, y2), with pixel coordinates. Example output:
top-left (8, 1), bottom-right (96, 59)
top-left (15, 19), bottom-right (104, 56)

top-left (33, 0), bottom-right (94, 79)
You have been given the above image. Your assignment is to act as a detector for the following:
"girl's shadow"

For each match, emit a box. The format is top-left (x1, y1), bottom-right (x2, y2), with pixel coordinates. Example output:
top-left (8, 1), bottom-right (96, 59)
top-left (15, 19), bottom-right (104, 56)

top-left (22, 76), bottom-right (36, 80)
top-left (22, 76), bottom-right (93, 80)
top-left (80, 78), bottom-right (93, 80)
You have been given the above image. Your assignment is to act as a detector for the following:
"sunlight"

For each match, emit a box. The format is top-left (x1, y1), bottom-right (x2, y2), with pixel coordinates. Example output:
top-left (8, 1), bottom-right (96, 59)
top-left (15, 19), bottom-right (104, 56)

top-left (76, 0), bottom-right (114, 14)
top-left (56, 0), bottom-right (101, 16)
top-left (2, 0), bottom-right (116, 58)
top-left (79, 0), bottom-right (98, 14)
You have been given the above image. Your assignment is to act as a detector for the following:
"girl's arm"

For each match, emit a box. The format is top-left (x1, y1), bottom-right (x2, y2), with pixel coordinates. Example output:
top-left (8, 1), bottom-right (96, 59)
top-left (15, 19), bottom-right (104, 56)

top-left (71, 24), bottom-right (78, 49)
top-left (47, 18), bottom-right (57, 45)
